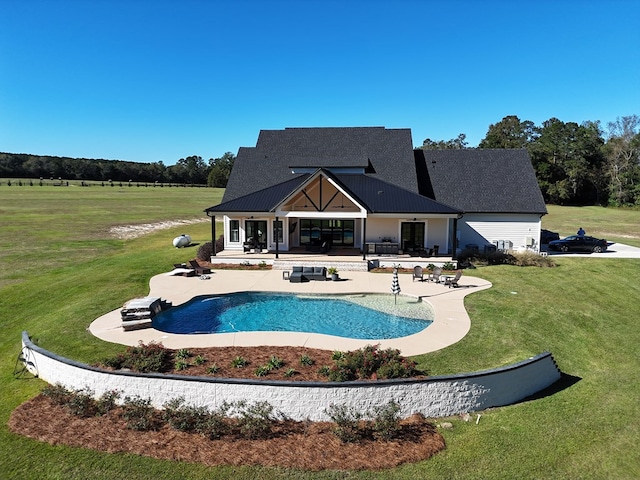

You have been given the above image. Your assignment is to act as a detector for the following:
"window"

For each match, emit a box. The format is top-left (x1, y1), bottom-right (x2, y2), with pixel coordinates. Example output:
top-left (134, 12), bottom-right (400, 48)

top-left (230, 220), bottom-right (239, 242)
top-left (300, 219), bottom-right (354, 246)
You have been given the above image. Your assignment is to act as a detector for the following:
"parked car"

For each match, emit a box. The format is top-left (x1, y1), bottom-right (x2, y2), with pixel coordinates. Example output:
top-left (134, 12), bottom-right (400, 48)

top-left (540, 229), bottom-right (560, 244)
top-left (548, 235), bottom-right (608, 253)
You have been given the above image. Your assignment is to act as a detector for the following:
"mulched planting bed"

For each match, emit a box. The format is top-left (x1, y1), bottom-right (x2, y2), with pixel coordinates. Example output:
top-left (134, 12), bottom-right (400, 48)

top-left (10, 346), bottom-right (444, 470)
top-left (9, 395), bottom-right (446, 471)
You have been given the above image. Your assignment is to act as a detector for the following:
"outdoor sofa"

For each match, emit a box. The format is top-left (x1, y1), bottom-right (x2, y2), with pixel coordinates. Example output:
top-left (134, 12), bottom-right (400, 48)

top-left (287, 266), bottom-right (327, 282)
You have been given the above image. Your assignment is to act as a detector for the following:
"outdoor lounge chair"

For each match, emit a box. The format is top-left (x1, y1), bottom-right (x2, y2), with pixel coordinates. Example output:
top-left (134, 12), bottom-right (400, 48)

top-left (444, 270), bottom-right (462, 288)
top-left (426, 267), bottom-right (442, 283)
top-left (188, 260), bottom-right (212, 275)
top-left (412, 265), bottom-right (424, 282)
top-left (288, 266), bottom-right (305, 283)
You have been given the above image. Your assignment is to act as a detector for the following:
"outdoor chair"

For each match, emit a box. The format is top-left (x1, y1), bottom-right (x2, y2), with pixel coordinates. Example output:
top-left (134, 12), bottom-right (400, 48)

top-left (412, 265), bottom-right (424, 282)
top-left (188, 260), bottom-right (212, 275)
top-left (444, 270), bottom-right (462, 288)
top-left (426, 267), bottom-right (442, 283)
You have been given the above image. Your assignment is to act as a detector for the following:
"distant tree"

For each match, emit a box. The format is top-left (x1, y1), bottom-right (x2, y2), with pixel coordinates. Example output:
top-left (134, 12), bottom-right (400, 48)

top-left (166, 155), bottom-right (208, 184)
top-left (603, 115), bottom-right (640, 206)
top-left (479, 115), bottom-right (538, 149)
top-left (529, 118), bottom-right (605, 204)
top-left (420, 133), bottom-right (468, 150)
top-left (207, 152), bottom-right (235, 187)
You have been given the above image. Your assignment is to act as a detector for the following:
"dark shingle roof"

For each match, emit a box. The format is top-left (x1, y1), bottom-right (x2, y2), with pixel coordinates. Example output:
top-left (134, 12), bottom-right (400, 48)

top-left (222, 127), bottom-right (418, 203)
top-left (418, 149), bottom-right (547, 214)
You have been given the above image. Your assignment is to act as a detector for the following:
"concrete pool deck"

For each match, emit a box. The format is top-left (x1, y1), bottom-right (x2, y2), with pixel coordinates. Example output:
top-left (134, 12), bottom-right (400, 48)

top-left (89, 269), bottom-right (492, 356)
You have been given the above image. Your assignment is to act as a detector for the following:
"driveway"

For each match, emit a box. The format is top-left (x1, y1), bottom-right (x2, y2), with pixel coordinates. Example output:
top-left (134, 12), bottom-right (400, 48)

top-left (543, 242), bottom-right (640, 258)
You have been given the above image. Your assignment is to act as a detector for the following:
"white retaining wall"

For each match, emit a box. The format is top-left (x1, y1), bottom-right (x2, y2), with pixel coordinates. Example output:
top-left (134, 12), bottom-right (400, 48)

top-left (21, 332), bottom-right (561, 421)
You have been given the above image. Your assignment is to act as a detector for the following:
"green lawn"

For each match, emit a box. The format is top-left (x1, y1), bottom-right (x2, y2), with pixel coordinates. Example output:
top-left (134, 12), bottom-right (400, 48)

top-left (1, 187), bottom-right (638, 479)
top-left (543, 204), bottom-right (640, 248)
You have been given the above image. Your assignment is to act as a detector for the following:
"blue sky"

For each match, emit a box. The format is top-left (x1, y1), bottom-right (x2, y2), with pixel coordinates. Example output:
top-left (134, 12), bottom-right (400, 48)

top-left (1, 0), bottom-right (638, 165)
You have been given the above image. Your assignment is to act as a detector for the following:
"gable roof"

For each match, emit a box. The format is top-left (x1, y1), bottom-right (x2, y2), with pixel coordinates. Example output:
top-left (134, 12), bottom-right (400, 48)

top-left (206, 168), bottom-right (460, 215)
top-left (222, 127), bottom-right (418, 203)
top-left (417, 148), bottom-right (547, 215)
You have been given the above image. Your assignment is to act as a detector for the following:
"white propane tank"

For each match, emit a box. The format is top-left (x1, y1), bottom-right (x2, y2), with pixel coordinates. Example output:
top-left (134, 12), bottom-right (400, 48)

top-left (173, 234), bottom-right (191, 248)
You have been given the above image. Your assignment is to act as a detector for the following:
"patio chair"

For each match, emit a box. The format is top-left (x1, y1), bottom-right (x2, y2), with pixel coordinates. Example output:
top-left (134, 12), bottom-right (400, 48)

top-left (188, 260), bottom-right (212, 275)
top-left (412, 265), bottom-right (424, 282)
top-left (426, 267), bottom-right (442, 283)
top-left (444, 270), bottom-right (462, 288)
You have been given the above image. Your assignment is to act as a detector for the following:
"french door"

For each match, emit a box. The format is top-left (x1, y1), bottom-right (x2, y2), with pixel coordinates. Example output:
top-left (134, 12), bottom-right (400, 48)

top-left (401, 222), bottom-right (425, 252)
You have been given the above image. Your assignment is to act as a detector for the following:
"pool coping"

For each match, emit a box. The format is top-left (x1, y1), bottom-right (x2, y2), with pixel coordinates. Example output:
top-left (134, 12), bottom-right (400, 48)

top-left (88, 269), bottom-right (492, 356)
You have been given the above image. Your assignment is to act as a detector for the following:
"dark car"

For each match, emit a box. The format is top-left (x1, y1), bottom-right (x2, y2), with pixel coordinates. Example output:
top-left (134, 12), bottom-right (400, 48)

top-left (540, 229), bottom-right (560, 244)
top-left (548, 235), bottom-right (608, 253)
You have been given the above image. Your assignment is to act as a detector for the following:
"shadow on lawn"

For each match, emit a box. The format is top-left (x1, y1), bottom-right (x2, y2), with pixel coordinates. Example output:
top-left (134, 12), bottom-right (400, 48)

top-left (518, 372), bottom-right (582, 404)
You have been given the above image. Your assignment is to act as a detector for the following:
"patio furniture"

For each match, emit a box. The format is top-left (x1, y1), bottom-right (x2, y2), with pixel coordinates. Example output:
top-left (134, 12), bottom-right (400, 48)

top-left (412, 265), bottom-right (424, 282)
top-left (426, 267), bottom-right (442, 283)
top-left (444, 270), bottom-right (462, 288)
top-left (188, 260), bottom-right (212, 275)
top-left (286, 266), bottom-right (327, 282)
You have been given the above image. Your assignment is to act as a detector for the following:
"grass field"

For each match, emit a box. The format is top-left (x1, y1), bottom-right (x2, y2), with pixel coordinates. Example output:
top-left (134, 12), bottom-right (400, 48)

top-left (1, 185), bottom-right (639, 479)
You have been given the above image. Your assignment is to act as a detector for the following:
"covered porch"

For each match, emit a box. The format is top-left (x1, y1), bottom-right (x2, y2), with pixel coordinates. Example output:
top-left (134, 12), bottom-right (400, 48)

top-left (207, 245), bottom-right (457, 272)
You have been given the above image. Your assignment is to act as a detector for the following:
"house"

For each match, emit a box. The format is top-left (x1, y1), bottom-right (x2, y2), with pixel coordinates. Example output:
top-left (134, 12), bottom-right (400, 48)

top-left (204, 127), bottom-right (546, 259)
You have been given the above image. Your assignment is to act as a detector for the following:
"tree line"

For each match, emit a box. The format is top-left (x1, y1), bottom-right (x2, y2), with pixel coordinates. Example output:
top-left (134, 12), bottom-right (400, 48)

top-left (420, 114), bottom-right (640, 207)
top-left (2, 114), bottom-right (638, 206)
top-left (0, 152), bottom-right (235, 188)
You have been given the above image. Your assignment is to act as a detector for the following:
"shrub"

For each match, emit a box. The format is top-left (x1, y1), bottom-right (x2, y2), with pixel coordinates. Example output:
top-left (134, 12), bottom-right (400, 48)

top-left (175, 348), bottom-right (192, 360)
top-left (121, 396), bottom-right (158, 431)
top-left (196, 241), bottom-right (213, 261)
top-left (66, 387), bottom-right (97, 417)
top-left (267, 355), bottom-right (285, 370)
top-left (255, 365), bottom-right (271, 377)
top-left (300, 354), bottom-right (314, 366)
top-left (511, 251), bottom-right (557, 267)
top-left (284, 368), bottom-right (296, 377)
top-left (202, 403), bottom-right (232, 439)
top-left (96, 390), bottom-right (120, 415)
top-left (174, 359), bottom-right (189, 371)
top-left (327, 344), bottom-right (417, 381)
top-left (231, 356), bottom-right (248, 368)
top-left (206, 363), bottom-right (220, 375)
top-left (233, 400), bottom-right (276, 439)
top-left (41, 383), bottom-right (72, 405)
top-left (162, 397), bottom-right (211, 434)
top-left (371, 401), bottom-right (401, 441)
top-left (325, 404), bottom-right (363, 443)
top-left (317, 365), bottom-right (331, 376)
top-left (193, 354), bottom-right (206, 365)
top-left (331, 350), bottom-right (344, 361)
top-left (102, 341), bottom-right (172, 373)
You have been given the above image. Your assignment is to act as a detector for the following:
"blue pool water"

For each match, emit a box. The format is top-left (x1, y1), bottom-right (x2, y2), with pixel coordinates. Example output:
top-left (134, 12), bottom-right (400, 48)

top-left (152, 292), bottom-right (433, 340)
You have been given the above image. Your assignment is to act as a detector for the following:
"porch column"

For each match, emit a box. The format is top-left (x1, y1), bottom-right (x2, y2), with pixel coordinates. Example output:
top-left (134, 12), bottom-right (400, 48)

top-left (362, 218), bottom-right (367, 260)
top-left (209, 213), bottom-right (217, 256)
top-left (452, 217), bottom-right (458, 260)
top-left (275, 216), bottom-right (279, 259)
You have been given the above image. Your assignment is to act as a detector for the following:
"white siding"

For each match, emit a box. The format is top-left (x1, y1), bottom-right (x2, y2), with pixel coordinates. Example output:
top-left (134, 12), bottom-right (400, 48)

top-left (458, 214), bottom-right (542, 251)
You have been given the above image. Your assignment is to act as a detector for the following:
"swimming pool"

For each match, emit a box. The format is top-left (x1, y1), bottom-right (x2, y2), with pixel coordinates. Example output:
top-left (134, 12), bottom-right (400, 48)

top-left (152, 292), bottom-right (433, 340)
